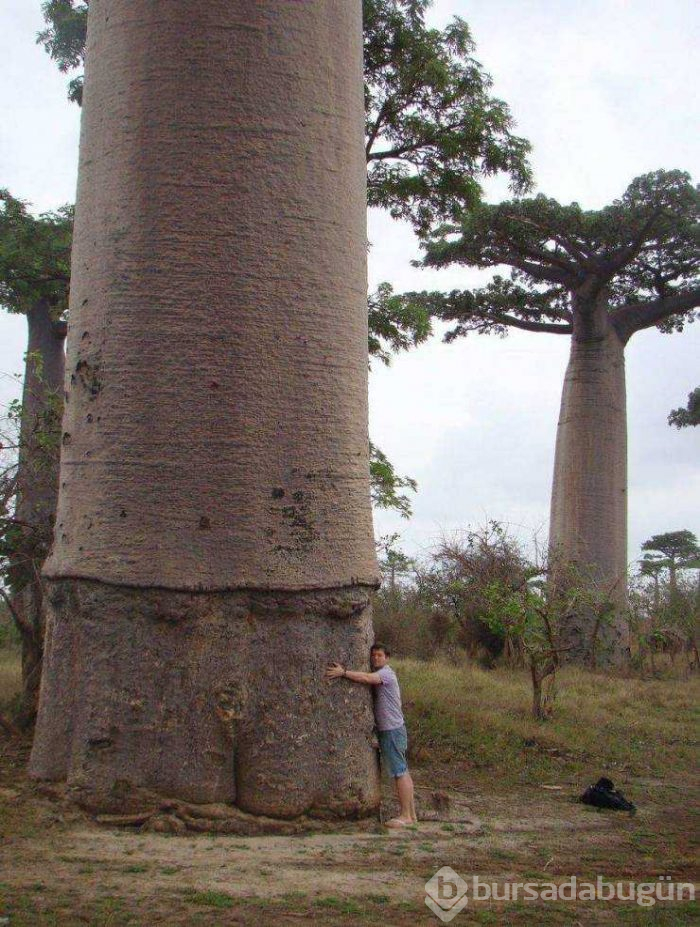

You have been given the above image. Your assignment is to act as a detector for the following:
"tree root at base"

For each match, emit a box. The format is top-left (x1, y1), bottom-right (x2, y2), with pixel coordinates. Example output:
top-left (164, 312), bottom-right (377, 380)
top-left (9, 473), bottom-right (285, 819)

top-left (36, 781), bottom-right (381, 835)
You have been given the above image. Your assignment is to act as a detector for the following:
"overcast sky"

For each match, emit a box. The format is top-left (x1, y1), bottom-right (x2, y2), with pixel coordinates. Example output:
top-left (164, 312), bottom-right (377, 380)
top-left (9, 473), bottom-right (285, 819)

top-left (1, 0), bottom-right (698, 570)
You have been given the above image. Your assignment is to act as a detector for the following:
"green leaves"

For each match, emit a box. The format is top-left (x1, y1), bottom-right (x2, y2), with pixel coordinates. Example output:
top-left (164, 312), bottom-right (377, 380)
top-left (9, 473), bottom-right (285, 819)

top-left (382, 276), bottom-right (573, 340)
top-left (369, 442), bottom-right (417, 518)
top-left (37, 0), bottom-right (88, 104)
top-left (368, 282), bottom-right (432, 364)
top-left (0, 191), bottom-right (73, 319)
top-left (364, 0), bottom-right (532, 233)
top-left (641, 530), bottom-right (700, 566)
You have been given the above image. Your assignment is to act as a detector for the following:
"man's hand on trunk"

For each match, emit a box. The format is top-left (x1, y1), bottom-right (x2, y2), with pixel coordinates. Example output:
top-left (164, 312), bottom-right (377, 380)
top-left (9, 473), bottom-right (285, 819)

top-left (325, 662), bottom-right (346, 679)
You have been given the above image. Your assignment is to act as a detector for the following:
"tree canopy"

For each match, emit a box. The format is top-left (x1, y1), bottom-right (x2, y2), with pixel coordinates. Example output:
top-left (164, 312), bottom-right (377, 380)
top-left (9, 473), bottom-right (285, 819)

top-left (0, 190), bottom-right (73, 319)
top-left (406, 169), bottom-right (699, 343)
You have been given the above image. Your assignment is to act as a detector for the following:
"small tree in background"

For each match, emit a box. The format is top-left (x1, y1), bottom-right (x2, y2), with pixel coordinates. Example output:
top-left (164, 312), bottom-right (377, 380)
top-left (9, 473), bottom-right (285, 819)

top-left (641, 530), bottom-right (700, 599)
top-left (668, 387), bottom-right (699, 428)
top-left (377, 533), bottom-right (415, 594)
top-left (631, 570), bottom-right (699, 674)
top-left (633, 531), bottom-right (700, 673)
top-left (425, 522), bottom-right (531, 667)
top-left (480, 575), bottom-right (559, 721)
top-left (639, 553), bottom-right (666, 614)
top-left (423, 522), bottom-right (565, 719)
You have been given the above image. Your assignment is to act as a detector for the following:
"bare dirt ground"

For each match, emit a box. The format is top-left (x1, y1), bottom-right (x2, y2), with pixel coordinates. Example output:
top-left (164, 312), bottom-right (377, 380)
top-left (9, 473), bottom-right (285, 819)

top-left (1, 735), bottom-right (697, 926)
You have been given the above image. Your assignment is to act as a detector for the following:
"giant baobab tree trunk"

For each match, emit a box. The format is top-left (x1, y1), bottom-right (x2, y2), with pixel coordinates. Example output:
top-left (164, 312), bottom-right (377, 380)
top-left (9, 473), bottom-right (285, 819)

top-left (31, 0), bottom-right (380, 821)
top-left (549, 304), bottom-right (630, 667)
top-left (11, 300), bottom-right (66, 726)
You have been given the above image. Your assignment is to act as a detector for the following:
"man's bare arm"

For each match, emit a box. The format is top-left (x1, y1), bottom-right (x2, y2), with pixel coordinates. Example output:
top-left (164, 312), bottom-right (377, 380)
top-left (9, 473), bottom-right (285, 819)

top-left (325, 662), bottom-right (382, 685)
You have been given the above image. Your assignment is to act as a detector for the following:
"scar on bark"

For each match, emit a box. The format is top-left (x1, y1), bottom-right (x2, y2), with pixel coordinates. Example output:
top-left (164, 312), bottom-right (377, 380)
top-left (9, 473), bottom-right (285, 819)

top-left (72, 359), bottom-right (102, 398)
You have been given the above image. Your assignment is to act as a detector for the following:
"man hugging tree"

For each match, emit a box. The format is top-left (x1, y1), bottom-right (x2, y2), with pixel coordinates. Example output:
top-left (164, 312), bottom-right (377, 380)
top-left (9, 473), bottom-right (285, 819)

top-left (327, 644), bottom-right (417, 828)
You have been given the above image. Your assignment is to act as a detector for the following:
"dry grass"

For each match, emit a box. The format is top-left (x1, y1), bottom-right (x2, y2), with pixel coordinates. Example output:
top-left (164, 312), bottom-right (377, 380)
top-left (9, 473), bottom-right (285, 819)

top-left (396, 657), bottom-right (700, 784)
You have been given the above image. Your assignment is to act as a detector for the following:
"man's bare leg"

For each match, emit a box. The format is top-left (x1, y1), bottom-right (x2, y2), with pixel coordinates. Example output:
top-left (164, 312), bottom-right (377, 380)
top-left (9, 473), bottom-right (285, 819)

top-left (387, 772), bottom-right (417, 826)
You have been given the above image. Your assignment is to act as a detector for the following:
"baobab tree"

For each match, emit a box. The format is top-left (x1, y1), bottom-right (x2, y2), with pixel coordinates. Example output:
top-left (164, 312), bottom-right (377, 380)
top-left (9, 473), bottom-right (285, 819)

top-left (637, 533), bottom-right (700, 671)
top-left (39, 0), bottom-right (533, 519)
top-left (402, 169), bottom-right (699, 666)
top-left (0, 190), bottom-right (71, 724)
top-left (31, 0), bottom-right (384, 823)
top-left (641, 530), bottom-right (700, 601)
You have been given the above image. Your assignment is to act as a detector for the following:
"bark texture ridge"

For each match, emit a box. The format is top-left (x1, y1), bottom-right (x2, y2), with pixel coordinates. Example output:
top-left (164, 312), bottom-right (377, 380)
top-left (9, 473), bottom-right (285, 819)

top-left (44, 0), bottom-right (378, 592)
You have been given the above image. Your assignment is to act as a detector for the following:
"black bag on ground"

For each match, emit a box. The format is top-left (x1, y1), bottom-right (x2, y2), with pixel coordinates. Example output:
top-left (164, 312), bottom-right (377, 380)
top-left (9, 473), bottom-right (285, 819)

top-left (579, 777), bottom-right (636, 813)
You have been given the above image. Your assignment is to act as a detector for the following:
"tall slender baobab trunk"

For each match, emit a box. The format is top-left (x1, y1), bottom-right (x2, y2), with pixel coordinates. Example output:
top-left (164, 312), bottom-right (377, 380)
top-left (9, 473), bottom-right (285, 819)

top-left (549, 299), bottom-right (630, 667)
top-left (11, 300), bottom-right (66, 726)
top-left (31, 0), bottom-right (380, 821)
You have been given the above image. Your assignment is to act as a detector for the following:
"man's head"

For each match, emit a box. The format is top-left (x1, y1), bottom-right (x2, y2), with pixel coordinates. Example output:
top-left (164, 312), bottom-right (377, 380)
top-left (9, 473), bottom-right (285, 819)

top-left (370, 644), bottom-right (390, 669)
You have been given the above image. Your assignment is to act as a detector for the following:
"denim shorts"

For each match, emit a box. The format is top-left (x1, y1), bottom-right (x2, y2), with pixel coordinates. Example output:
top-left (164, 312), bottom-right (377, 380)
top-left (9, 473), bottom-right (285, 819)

top-left (377, 724), bottom-right (408, 778)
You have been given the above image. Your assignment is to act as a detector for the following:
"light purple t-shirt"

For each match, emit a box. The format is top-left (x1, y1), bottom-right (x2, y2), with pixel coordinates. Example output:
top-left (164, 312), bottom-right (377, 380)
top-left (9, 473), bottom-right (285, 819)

top-left (374, 664), bottom-right (405, 731)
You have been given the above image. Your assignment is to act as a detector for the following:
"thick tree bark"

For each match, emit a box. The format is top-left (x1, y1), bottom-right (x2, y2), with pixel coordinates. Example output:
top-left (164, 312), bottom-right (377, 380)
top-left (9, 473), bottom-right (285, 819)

top-left (32, 582), bottom-right (378, 818)
top-left (31, 0), bottom-right (380, 821)
top-left (548, 300), bottom-right (630, 667)
top-left (12, 300), bottom-right (65, 726)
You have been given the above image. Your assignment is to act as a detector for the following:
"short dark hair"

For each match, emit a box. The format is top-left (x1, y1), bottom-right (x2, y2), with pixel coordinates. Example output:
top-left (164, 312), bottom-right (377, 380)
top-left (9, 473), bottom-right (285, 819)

top-left (371, 643), bottom-right (390, 657)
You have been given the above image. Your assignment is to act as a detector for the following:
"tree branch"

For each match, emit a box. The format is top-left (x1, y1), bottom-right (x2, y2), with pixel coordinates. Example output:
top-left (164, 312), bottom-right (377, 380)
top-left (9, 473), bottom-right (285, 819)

top-left (0, 588), bottom-right (32, 637)
top-left (508, 256), bottom-right (575, 287)
top-left (499, 222), bottom-right (578, 274)
top-left (600, 207), bottom-right (665, 276)
top-left (487, 312), bottom-right (573, 335)
top-left (365, 98), bottom-right (392, 160)
top-left (610, 287), bottom-right (700, 342)
top-left (368, 120), bottom-right (464, 161)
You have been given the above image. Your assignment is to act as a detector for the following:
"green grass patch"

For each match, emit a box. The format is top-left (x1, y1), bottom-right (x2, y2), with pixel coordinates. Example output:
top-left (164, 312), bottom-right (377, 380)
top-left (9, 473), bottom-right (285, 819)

top-left (183, 889), bottom-right (235, 909)
top-left (313, 895), bottom-right (364, 914)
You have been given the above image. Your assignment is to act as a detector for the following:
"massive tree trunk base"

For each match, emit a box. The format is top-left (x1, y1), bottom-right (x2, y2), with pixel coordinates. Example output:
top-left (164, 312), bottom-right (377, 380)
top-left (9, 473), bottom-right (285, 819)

top-left (30, 580), bottom-right (381, 823)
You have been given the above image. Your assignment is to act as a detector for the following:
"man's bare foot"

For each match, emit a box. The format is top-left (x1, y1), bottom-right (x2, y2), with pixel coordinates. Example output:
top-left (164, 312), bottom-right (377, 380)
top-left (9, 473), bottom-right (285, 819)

top-left (385, 817), bottom-right (413, 828)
